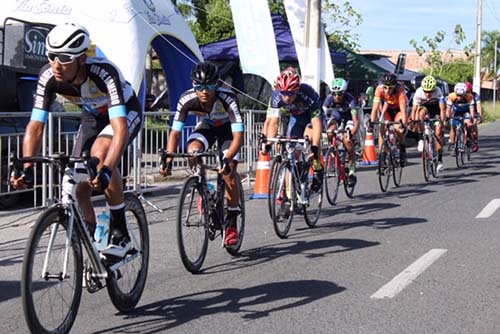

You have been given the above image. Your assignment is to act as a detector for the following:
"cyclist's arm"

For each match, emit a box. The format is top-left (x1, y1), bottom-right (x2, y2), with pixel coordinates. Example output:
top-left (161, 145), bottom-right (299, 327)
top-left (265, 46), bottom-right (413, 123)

top-left (22, 120), bottom-right (45, 168)
top-left (351, 109), bottom-right (360, 136)
top-left (310, 111), bottom-right (323, 147)
top-left (103, 115), bottom-right (128, 170)
top-left (226, 130), bottom-right (243, 161)
top-left (398, 90), bottom-right (408, 124)
top-left (439, 99), bottom-right (446, 121)
top-left (263, 106), bottom-right (280, 139)
top-left (370, 86), bottom-right (383, 123)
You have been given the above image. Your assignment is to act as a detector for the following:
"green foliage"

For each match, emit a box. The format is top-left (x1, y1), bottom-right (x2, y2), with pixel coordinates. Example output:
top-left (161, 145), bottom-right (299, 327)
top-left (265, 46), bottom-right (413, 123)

top-left (438, 60), bottom-right (474, 84)
top-left (481, 30), bottom-right (500, 75)
top-left (323, 1), bottom-right (363, 51)
top-left (410, 24), bottom-right (472, 76)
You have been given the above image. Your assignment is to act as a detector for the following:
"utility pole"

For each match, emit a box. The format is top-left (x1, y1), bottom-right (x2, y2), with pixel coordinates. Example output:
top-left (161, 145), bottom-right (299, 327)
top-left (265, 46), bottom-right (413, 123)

top-left (473, 0), bottom-right (482, 94)
top-left (303, 0), bottom-right (321, 92)
top-left (494, 40), bottom-right (497, 112)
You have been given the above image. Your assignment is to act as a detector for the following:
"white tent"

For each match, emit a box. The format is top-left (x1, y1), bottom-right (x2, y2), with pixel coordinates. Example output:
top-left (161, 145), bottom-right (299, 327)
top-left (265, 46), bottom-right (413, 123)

top-left (1, 0), bottom-right (203, 108)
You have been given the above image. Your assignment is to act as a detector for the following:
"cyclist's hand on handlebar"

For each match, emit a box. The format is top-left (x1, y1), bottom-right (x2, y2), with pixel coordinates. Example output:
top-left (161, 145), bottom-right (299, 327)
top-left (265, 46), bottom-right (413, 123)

top-left (219, 158), bottom-right (232, 176)
top-left (91, 166), bottom-right (112, 191)
top-left (159, 156), bottom-right (172, 177)
top-left (10, 166), bottom-right (34, 190)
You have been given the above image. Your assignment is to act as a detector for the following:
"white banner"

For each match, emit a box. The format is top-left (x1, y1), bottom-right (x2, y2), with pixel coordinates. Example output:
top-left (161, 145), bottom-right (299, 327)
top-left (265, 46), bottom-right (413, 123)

top-left (230, 0), bottom-right (280, 86)
top-left (284, 0), bottom-right (334, 90)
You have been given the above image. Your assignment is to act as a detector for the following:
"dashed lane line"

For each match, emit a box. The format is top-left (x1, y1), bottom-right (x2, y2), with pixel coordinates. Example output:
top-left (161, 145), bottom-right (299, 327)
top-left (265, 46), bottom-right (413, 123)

top-left (476, 199), bottom-right (500, 218)
top-left (371, 248), bottom-right (448, 299)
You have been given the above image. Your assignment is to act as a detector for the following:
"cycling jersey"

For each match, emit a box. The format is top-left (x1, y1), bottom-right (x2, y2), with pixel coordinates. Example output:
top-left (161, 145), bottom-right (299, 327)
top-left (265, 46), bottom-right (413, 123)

top-left (30, 57), bottom-right (142, 157)
top-left (373, 83), bottom-right (407, 111)
top-left (172, 87), bottom-right (244, 160)
top-left (267, 83), bottom-right (322, 138)
top-left (323, 92), bottom-right (358, 125)
top-left (32, 57), bottom-right (136, 122)
top-left (172, 87), bottom-right (244, 133)
top-left (446, 92), bottom-right (474, 114)
top-left (412, 86), bottom-right (445, 118)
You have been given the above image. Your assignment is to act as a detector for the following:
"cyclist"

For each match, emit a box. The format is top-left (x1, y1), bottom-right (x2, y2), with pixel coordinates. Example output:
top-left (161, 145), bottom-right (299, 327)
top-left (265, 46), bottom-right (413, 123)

top-left (369, 73), bottom-right (408, 166)
top-left (410, 75), bottom-right (446, 171)
top-left (465, 81), bottom-right (482, 152)
top-left (159, 61), bottom-right (244, 247)
top-left (260, 67), bottom-right (324, 191)
top-left (446, 82), bottom-right (476, 156)
top-left (10, 23), bottom-right (142, 258)
top-left (323, 77), bottom-right (360, 185)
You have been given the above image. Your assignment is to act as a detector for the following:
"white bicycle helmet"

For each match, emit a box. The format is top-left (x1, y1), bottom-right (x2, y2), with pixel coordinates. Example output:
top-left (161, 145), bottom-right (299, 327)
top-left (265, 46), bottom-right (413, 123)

top-left (46, 23), bottom-right (90, 54)
top-left (454, 82), bottom-right (466, 96)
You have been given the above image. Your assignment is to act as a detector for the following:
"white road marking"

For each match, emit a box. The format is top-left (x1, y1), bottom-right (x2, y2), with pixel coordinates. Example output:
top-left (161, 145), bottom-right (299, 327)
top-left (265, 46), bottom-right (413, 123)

top-left (371, 248), bottom-right (448, 299)
top-left (476, 199), bottom-right (500, 218)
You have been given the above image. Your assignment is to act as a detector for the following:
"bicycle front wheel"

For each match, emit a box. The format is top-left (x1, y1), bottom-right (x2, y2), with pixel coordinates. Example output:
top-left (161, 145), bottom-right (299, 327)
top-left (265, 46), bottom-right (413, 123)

top-left (107, 193), bottom-right (149, 313)
top-left (378, 143), bottom-right (391, 192)
top-left (455, 129), bottom-right (464, 168)
top-left (177, 176), bottom-right (209, 273)
top-left (225, 173), bottom-right (246, 256)
top-left (392, 149), bottom-right (403, 187)
top-left (304, 166), bottom-right (323, 228)
top-left (271, 162), bottom-right (295, 238)
top-left (324, 147), bottom-right (341, 205)
top-left (422, 136), bottom-right (431, 182)
top-left (22, 206), bottom-right (83, 334)
top-left (267, 155), bottom-right (282, 218)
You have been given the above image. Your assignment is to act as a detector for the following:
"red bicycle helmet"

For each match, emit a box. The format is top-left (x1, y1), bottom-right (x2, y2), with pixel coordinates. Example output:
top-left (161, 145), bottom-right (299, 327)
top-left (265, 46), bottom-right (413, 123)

top-left (465, 82), bottom-right (473, 93)
top-left (275, 67), bottom-right (300, 92)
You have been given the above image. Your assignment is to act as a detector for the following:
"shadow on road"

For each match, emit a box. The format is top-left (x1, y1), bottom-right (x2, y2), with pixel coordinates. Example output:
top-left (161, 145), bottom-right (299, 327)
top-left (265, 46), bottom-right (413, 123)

top-left (92, 279), bottom-right (345, 334)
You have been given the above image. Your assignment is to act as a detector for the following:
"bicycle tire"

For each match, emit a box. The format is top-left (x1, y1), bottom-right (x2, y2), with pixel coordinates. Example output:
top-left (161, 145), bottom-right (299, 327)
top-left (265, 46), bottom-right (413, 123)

top-left (392, 148), bottom-right (403, 187)
top-left (225, 173), bottom-right (246, 256)
top-left (106, 193), bottom-right (149, 313)
top-left (422, 136), bottom-right (431, 182)
top-left (455, 128), bottom-right (464, 168)
top-left (343, 168), bottom-right (356, 199)
top-left (271, 162), bottom-right (295, 238)
top-left (22, 206), bottom-right (83, 334)
top-left (176, 176), bottom-right (209, 273)
top-left (267, 155), bottom-right (282, 218)
top-left (430, 137), bottom-right (438, 178)
top-left (378, 143), bottom-right (391, 192)
top-left (304, 164), bottom-right (323, 228)
top-left (324, 147), bottom-right (341, 205)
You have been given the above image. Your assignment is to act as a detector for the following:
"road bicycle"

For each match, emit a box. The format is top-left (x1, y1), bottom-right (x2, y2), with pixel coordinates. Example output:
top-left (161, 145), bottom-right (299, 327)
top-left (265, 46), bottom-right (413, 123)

top-left (372, 120), bottom-right (404, 192)
top-left (267, 137), bottom-right (323, 239)
top-left (324, 122), bottom-right (356, 205)
top-left (450, 116), bottom-right (472, 168)
top-left (414, 117), bottom-right (441, 181)
top-left (159, 149), bottom-right (245, 273)
top-left (10, 152), bottom-right (149, 334)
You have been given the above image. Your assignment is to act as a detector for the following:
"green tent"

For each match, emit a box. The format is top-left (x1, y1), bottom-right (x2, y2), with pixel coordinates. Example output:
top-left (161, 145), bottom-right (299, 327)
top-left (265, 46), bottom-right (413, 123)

top-left (332, 47), bottom-right (386, 81)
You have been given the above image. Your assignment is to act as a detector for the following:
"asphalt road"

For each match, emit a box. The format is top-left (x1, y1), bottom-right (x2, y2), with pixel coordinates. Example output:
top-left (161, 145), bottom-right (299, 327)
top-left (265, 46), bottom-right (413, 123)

top-left (1, 121), bottom-right (500, 334)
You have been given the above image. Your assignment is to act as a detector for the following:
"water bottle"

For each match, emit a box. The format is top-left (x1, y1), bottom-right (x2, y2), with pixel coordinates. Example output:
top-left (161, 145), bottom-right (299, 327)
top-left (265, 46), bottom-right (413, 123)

top-left (95, 208), bottom-right (110, 251)
top-left (207, 181), bottom-right (216, 204)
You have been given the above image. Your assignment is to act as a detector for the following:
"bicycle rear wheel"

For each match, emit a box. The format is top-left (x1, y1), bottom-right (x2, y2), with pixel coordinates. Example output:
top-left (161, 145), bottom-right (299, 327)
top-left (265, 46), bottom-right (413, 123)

top-left (177, 176), bottom-right (209, 273)
top-left (267, 155), bottom-right (282, 218)
top-left (378, 143), bottom-right (391, 192)
top-left (304, 165), bottom-right (323, 228)
top-left (324, 147), bottom-right (341, 205)
top-left (106, 193), bottom-right (149, 313)
top-left (225, 173), bottom-right (246, 256)
top-left (22, 206), bottom-right (83, 334)
top-left (271, 162), bottom-right (295, 238)
top-left (455, 129), bottom-right (464, 168)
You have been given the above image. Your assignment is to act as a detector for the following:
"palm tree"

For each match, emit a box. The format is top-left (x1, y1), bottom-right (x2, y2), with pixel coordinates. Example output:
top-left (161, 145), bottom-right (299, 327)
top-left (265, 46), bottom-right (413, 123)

top-left (481, 30), bottom-right (500, 75)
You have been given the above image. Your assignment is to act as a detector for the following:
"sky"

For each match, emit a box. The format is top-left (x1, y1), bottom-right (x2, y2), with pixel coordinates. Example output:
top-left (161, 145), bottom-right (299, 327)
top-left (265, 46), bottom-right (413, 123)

top-left (338, 0), bottom-right (500, 51)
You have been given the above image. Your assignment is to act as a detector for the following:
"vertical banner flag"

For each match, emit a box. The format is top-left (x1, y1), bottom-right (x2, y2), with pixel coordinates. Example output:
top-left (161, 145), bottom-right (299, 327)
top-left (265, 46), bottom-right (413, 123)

top-left (230, 0), bottom-right (280, 86)
top-left (284, 0), bottom-right (334, 89)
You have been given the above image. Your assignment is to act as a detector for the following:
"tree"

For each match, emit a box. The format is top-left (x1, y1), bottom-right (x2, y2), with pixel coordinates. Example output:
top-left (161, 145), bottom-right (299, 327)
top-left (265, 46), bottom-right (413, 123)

top-left (481, 30), bottom-right (500, 75)
top-left (322, 1), bottom-right (363, 51)
top-left (410, 24), bottom-right (473, 77)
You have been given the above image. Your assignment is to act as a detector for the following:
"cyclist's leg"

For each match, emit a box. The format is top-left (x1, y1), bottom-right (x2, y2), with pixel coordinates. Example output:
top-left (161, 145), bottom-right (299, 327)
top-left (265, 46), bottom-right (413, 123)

top-left (73, 113), bottom-right (102, 232)
top-left (97, 106), bottom-right (142, 256)
top-left (218, 125), bottom-right (241, 209)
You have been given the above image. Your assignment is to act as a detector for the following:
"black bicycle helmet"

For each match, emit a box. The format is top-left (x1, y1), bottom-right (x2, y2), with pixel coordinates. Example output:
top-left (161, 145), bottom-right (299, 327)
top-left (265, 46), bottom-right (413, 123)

top-left (381, 72), bottom-right (397, 86)
top-left (191, 62), bottom-right (220, 85)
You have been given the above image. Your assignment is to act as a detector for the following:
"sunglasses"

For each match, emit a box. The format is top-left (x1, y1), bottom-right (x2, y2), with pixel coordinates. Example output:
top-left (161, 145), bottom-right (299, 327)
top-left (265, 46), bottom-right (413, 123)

top-left (423, 90), bottom-right (433, 94)
top-left (47, 52), bottom-right (82, 65)
top-left (382, 85), bottom-right (395, 90)
top-left (194, 83), bottom-right (217, 91)
top-left (333, 91), bottom-right (344, 96)
top-left (280, 90), bottom-right (298, 97)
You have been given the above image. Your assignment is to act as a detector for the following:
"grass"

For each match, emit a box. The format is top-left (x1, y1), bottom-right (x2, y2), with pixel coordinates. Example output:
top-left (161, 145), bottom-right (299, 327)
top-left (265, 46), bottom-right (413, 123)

top-left (482, 101), bottom-right (500, 122)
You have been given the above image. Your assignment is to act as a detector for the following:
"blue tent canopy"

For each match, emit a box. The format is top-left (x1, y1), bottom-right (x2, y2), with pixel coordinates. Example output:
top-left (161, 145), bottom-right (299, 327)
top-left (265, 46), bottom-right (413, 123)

top-left (201, 14), bottom-right (347, 66)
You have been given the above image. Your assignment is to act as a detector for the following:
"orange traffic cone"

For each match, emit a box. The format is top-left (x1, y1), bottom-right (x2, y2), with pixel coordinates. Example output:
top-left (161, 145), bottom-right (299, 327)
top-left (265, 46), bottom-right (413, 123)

top-left (359, 131), bottom-right (378, 165)
top-left (250, 151), bottom-right (271, 199)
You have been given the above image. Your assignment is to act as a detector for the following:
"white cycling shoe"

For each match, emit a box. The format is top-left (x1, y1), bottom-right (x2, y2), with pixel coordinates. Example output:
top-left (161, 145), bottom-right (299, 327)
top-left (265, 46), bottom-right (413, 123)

top-left (436, 162), bottom-right (444, 172)
top-left (101, 235), bottom-right (131, 258)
